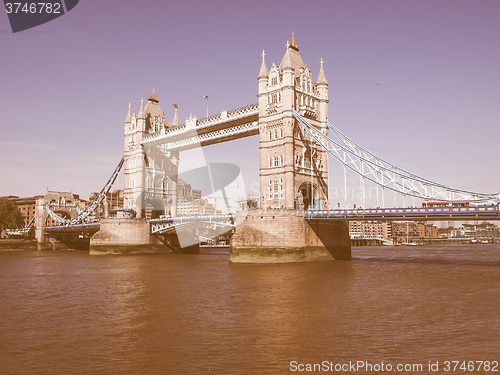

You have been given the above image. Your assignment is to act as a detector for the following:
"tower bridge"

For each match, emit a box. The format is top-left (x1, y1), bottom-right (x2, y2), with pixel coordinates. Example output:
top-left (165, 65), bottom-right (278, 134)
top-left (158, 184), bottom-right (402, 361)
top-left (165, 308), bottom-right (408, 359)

top-left (36, 35), bottom-right (499, 262)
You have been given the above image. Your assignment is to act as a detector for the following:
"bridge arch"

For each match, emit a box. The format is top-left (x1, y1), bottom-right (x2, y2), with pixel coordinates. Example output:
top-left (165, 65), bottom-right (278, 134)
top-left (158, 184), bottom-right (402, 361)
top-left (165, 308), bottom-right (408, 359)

top-left (297, 181), bottom-right (321, 210)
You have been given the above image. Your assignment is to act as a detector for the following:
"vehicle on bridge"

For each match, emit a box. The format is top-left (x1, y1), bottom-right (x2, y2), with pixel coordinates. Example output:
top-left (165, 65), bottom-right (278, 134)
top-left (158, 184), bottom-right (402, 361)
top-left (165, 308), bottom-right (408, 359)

top-left (422, 201), bottom-right (469, 208)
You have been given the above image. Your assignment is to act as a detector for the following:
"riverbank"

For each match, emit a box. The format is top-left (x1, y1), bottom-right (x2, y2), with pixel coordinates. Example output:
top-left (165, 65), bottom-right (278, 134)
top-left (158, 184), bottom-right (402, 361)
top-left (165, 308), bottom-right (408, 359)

top-left (0, 239), bottom-right (37, 251)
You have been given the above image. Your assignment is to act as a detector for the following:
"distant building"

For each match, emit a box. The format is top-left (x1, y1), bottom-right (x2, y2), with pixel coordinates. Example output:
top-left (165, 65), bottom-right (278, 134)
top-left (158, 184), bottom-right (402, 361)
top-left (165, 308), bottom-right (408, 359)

top-left (176, 179), bottom-right (219, 216)
top-left (349, 221), bottom-right (390, 239)
top-left (461, 222), bottom-right (499, 239)
top-left (177, 196), bottom-right (220, 216)
top-left (391, 221), bottom-right (438, 243)
top-left (87, 189), bottom-right (124, 219)
top-left (1, 192), bottom-right (81, 226)
top-left (238, 197), bottom-right (259, 211)
top-left (1, 195), bottom-right (39, 226)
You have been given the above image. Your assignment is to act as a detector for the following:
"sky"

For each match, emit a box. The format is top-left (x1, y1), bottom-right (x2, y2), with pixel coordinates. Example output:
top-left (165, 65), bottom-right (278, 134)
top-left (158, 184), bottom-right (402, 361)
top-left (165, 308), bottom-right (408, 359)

top-left (1, 0), bottom-right (499, 207)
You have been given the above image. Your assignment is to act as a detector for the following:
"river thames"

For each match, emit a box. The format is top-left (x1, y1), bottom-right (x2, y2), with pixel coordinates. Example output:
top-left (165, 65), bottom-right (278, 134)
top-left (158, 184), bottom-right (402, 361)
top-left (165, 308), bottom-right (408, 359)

top-left (0, 245), bottom-right (498, 375)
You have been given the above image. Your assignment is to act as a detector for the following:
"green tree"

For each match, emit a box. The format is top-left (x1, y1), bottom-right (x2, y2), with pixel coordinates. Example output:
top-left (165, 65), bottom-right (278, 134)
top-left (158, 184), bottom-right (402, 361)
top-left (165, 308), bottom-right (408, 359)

top-left (0, 200), bottom-right (25, 231)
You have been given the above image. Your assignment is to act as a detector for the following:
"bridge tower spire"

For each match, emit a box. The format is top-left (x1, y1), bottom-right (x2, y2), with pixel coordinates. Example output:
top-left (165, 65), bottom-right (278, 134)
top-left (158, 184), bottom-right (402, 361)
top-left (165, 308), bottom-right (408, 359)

top-left (258, 36), bottom-right (329, 210)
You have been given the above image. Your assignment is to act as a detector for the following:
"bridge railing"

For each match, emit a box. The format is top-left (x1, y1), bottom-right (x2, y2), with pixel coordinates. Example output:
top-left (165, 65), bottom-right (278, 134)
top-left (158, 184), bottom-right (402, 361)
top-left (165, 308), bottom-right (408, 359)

top-left (44, 222), bottom-right (100, 231)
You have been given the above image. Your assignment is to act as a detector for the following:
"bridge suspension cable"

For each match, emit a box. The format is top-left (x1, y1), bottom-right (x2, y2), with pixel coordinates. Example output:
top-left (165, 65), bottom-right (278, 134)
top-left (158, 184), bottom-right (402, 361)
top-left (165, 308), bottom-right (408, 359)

top-left (293, 110), bottom-right (499, 205)
top-left (43, 158), bottom-right (124, 225)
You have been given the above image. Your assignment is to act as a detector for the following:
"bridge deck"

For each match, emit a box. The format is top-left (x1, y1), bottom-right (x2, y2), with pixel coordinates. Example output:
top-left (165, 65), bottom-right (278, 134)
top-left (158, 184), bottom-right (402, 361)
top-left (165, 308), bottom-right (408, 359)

top-left (305, 205), bottom-right (500, 221)
top-left (43, 205), bottom-right (499, 235)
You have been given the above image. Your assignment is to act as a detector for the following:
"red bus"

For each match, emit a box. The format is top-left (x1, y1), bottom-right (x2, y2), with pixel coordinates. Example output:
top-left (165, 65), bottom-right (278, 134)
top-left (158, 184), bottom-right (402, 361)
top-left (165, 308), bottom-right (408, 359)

top-left (422, 201), bottom-right (469, 208)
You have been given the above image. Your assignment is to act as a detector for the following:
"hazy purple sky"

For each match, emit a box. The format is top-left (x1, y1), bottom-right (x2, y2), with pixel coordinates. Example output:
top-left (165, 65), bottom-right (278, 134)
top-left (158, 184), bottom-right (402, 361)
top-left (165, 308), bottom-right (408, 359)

top-left (1, 0), bottom-right (499, 205)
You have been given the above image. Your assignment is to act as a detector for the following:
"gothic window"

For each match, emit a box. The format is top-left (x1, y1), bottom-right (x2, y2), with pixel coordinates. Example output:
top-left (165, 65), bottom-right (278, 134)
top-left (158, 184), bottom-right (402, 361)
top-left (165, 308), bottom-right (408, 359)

top-left (304, 148), bottom-right (311, 168)
top-left (273, 129), bottom-right (277, 139)
top-left (279, 178), bottom-right (284, 198)
top-left (268, 179), bottom-right (273, 199)
top-left (279, 128), bottom-right (283, 138)
top-left (268, 158), bottom-right (272, 168)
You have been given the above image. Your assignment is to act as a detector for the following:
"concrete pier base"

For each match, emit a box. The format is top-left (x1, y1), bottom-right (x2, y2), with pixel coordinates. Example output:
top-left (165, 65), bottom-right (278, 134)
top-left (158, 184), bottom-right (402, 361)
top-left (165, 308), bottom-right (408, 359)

top-left (230, 209), bottom-right (351, 263)
top-left (90, 218), bottom-right (171, 255)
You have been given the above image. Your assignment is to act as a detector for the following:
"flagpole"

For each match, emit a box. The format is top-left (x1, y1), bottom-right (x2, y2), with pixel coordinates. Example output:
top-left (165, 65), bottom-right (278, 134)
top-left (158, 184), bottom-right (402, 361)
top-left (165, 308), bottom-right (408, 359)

top-left (204, 94), bottom-right (209, 118)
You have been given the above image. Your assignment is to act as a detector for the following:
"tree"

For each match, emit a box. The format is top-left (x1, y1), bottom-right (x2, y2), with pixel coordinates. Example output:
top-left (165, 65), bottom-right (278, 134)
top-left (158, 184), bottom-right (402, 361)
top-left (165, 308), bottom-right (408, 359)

top-left (0, 200), bottom-right (25, 231)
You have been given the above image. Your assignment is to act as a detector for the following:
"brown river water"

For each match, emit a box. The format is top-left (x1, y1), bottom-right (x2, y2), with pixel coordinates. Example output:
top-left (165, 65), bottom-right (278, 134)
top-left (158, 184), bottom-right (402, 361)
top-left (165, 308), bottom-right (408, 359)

top-left (0, 245), bottom-right (499, 375)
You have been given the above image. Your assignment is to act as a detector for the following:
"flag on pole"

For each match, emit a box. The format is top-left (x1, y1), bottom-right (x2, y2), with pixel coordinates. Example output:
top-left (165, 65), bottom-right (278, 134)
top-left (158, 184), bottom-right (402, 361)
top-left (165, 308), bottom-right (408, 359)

top-left (204, 94), bottom-right (209, 117)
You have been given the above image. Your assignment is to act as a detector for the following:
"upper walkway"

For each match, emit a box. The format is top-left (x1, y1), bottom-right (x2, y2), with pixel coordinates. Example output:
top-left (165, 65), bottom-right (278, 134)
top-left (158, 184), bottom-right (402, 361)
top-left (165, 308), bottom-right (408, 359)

top-left (141, 103), bottom-right (258, 150)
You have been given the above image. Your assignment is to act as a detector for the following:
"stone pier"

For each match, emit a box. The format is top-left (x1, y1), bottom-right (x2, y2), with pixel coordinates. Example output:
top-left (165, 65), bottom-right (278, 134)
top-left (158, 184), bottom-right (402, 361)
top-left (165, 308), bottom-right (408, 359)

top-left (90, 218), bottom-right (171, 255)
top-left (230, 209), bottom-right (351, 263)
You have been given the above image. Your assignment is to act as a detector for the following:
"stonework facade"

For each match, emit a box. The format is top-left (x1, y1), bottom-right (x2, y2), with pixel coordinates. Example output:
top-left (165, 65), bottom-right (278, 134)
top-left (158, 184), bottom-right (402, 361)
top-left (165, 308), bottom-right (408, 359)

top-left (123, 91), bottom-right (179, 219)
top-left (258, 35), bottom-right (329, 210)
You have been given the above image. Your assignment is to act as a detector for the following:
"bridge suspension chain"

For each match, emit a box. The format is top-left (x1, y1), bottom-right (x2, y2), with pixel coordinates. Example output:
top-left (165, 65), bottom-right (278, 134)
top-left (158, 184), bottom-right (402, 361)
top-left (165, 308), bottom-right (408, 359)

top-left (43, 158), bottom-right (124, 225)
top-left (44, 205), bottom-right (70, 224)
top-left (293, 110), bottom-right (499, 205)
top-left (69, 157), bottom-right (124, 223)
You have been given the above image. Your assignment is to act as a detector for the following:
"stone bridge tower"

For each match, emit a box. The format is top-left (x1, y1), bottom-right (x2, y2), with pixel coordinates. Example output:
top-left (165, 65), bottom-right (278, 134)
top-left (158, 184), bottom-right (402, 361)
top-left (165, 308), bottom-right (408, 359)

top-left (123, 91), bottom-right (179, 219)
top-left (258, 35), bottom-right (329, 210)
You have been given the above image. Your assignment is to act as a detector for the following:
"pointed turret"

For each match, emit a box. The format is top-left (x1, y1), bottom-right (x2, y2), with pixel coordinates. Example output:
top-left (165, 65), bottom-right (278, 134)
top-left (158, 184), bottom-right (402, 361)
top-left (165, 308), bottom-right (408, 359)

top-left (281, 49), bottom-right (293, 70)
top-left (317, 58), bottom-right (328, 85)
top-left (125, 103), bottom-right (132, 123)
top-left (138, 98), bottom-right (145, 119)
top-left (172, 104), bottom-right (179, 126)
top-left (258, 50), bottom-right (268, 79)
top-left (279, 33), bottom-right (304, 75)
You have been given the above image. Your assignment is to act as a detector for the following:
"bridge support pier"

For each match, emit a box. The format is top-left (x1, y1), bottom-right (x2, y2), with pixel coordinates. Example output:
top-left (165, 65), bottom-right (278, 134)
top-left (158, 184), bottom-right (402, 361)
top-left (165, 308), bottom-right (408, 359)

top-left (230, 209), bottom-right (351, 263)
top-left (89, 218), bottom-right (171, 255)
